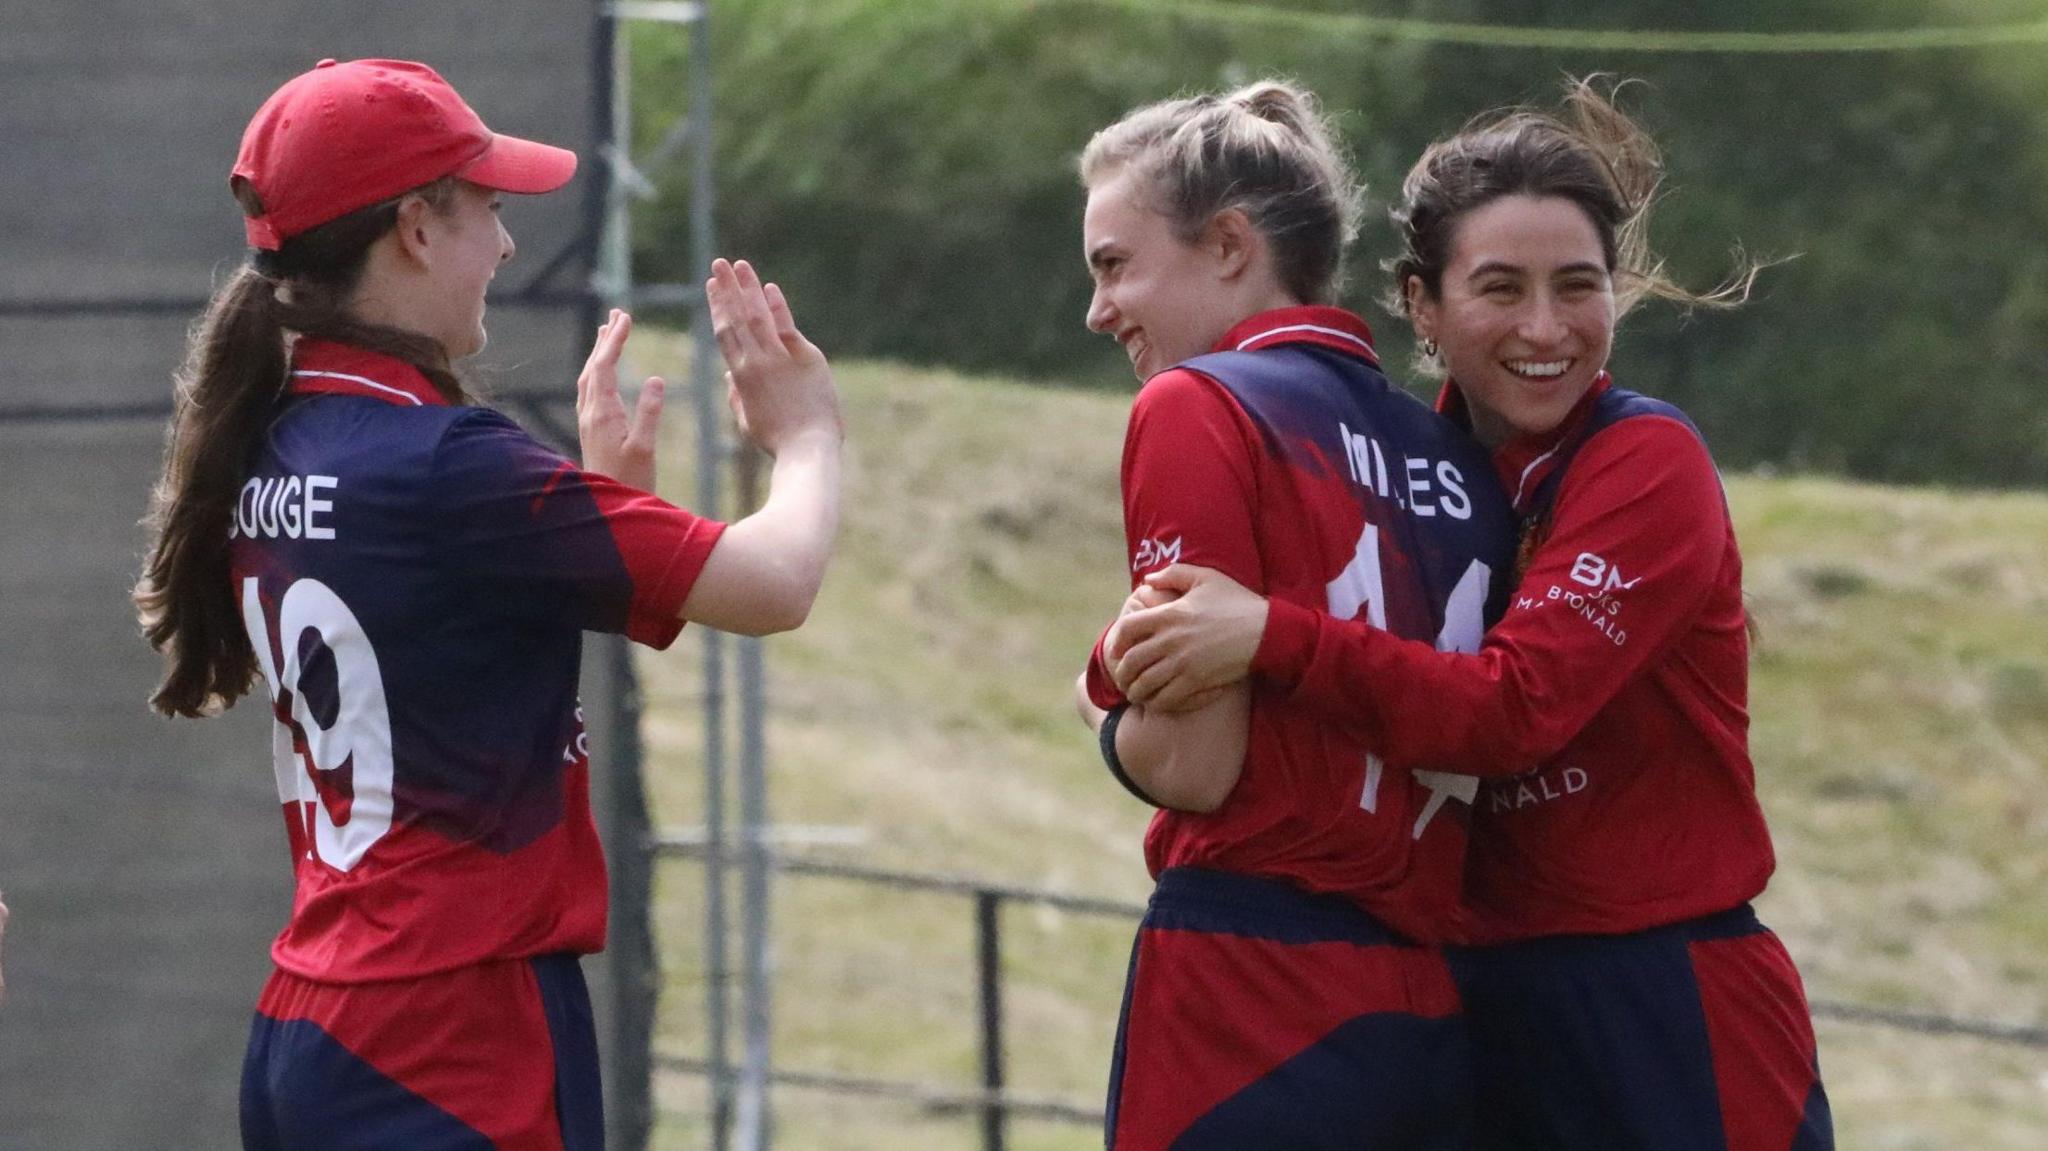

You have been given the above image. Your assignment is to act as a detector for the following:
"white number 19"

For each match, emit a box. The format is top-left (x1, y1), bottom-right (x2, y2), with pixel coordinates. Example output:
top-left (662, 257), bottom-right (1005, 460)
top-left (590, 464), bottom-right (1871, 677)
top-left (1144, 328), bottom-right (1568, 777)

top-left (240, 577), bottom-right (395, 871)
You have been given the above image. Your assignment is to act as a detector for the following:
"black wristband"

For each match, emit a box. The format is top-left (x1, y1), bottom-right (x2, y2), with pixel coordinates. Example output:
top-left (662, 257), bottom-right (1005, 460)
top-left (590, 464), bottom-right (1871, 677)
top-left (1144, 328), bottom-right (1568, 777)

top-left (1098, 703), bottom-right (1164, 808)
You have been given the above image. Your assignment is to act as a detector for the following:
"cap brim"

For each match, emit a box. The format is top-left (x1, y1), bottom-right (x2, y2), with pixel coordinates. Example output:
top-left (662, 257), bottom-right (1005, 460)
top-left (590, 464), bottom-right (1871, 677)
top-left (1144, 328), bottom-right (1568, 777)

top-left (460, 134), bottom-right (578, 194)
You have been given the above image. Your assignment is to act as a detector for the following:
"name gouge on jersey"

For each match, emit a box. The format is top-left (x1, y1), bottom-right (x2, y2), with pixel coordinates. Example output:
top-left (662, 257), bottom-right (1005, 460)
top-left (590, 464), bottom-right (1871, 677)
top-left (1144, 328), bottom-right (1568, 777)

top-left (1337, 421), bottom-right (1473, 520)
top-left (229, 473), bottom-right (340, 541)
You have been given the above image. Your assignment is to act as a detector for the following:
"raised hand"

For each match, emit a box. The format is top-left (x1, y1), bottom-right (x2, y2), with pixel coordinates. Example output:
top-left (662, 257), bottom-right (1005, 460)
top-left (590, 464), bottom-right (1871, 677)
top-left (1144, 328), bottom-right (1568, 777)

top-left (576, 308), bottom-right (666, 491)
top-left (705, 259), bottom-right (842, 457)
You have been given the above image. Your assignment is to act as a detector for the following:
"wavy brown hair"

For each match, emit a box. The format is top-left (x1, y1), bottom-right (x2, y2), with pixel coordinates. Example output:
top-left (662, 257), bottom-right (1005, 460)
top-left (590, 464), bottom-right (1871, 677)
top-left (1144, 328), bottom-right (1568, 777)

top-left (1389, 76), bottom-right (1760, 330)
top-left (137, 178), bottom-right (469, 717)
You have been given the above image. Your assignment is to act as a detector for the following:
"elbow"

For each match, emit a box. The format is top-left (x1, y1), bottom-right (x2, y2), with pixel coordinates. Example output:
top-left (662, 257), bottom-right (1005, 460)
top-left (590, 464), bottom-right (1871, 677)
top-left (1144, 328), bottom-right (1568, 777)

top-left (738, 559), bottom-right (825, 636)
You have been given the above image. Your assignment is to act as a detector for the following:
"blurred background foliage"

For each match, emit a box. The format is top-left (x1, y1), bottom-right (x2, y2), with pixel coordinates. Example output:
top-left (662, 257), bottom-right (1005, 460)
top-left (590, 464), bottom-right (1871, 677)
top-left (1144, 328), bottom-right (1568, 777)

top-left (629, 0), bottom-right (2048, 487)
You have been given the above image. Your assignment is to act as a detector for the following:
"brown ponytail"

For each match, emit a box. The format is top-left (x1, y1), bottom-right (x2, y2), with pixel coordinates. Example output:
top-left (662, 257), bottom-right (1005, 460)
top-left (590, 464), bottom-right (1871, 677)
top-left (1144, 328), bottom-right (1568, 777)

top-left (137, 178), bottom-right (470, 717)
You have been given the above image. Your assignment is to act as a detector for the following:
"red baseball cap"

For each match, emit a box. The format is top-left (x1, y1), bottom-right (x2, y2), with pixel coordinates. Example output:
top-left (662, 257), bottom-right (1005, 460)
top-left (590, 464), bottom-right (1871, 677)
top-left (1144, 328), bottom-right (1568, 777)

top-left (231, 58), bottom-right (578, 250)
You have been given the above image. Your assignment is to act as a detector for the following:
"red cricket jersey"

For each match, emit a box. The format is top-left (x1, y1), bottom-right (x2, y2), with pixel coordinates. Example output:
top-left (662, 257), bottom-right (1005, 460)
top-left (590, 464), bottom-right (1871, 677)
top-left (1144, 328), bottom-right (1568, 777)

top-left (230, 339), bottom-right (725, 981)
top-left (1254, 374), bottom-right (1776, 942)
top-left (1089, 307), bottom-right (1516, 944)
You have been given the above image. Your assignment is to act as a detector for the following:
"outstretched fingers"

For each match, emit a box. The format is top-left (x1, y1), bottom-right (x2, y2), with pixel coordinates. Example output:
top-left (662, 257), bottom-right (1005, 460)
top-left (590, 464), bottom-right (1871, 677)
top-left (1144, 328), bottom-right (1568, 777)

top-left (577, 310), bottom-right (614, 408)
top-left (707, 258), bottom-right (780, 372)
top-left (628, 375), bottom-right (667, 450)
top-left (580, 309), bottom-right (632, 412)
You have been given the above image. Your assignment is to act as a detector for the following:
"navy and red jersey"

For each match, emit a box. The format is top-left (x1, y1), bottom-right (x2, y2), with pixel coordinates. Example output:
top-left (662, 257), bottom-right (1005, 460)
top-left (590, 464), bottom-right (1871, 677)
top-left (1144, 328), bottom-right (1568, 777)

top-left (227, 338), bottom-right (724, 982)
top-left (1088, 307), bottom-right (1515, 943)
top-left (1254, 372), bottom-right (1775, 942)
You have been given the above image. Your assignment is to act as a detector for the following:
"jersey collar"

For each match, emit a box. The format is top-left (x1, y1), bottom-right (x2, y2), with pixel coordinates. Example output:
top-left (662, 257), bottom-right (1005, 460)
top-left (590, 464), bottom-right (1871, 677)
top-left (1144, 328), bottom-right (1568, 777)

top-left (1436, 371), bottom-right (1613, 514)
top-left (1212, 305), bottom-right (1379, 366)
top-left (288, 337), bottom-right (449, 408)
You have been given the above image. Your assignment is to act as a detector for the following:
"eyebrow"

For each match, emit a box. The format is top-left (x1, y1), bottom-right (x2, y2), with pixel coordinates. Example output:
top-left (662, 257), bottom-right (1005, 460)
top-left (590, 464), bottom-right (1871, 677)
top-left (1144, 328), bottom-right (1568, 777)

top-left (1466, 259), bottom-right (1606, 280)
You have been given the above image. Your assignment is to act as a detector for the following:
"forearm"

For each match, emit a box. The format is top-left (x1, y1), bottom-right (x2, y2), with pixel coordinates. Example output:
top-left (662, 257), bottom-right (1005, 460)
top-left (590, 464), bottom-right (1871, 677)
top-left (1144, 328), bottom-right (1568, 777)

top-left (680, 433), bottom-right (841, 635)
top-left (1109, 682), bottom-right (1250, 812)
top-left (1261, 603), bottom-right (1552, 775)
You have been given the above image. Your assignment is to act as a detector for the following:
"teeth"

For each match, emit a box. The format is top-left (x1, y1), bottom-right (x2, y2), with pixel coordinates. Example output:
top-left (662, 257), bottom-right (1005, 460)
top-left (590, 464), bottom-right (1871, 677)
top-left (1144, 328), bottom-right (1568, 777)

top-left (1507, 360), bottom-right (1568, 379)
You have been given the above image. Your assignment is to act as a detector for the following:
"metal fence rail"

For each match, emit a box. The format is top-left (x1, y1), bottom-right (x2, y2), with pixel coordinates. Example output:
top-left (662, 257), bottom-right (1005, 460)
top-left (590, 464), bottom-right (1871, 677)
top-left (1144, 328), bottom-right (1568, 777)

top-left (651, 840), bottom-right (1145, 1149)
top-left (650, 841), bottom-right (2048, 1150)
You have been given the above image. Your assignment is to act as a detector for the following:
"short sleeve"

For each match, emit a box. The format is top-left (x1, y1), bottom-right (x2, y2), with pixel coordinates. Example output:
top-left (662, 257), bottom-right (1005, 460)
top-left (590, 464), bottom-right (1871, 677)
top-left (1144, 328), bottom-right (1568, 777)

top-left (429, 409), bottom-right (726, 649)
top-left (1084, 369), bottom-right (1267, 709)
top-left (1120, 369), bottom-right (1266, 591)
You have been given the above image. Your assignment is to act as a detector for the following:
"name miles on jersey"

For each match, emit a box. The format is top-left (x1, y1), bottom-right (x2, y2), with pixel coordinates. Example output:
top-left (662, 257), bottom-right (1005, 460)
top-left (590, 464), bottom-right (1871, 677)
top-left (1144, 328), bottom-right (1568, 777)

top-left (1337, 421), bottom-right (1474, 520)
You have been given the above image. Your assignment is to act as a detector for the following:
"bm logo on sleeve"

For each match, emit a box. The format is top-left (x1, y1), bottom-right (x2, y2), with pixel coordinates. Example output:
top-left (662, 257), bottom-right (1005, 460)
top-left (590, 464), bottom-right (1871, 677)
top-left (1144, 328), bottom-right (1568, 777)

top-left (1133, 535), bottom-right (1182, 572)
top-left (1514, 551), bottom-right (1639, 646)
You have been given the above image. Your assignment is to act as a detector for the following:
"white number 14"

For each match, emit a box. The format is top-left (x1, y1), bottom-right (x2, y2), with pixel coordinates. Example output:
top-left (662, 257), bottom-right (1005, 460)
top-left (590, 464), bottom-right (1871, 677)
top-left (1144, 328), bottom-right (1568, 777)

top-left (1325, 524), bottom-right (1489, 839)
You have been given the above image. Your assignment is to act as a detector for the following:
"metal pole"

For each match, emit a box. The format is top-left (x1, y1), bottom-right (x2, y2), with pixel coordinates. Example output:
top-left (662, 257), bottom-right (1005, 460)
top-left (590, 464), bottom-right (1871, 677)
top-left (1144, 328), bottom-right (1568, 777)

top-left (734, 620), bottom-right (771, 1149)
top-left (976, 892), bottom-right (1007, 1151)
top-left (732, 278), bottom-right (773, 1142)
top-left (683, 4), bottom-right (735, 1146)
top-left (607, 635), bottom-right (657, 1149)
top-left (597, 13), bottom-right (655, 1148)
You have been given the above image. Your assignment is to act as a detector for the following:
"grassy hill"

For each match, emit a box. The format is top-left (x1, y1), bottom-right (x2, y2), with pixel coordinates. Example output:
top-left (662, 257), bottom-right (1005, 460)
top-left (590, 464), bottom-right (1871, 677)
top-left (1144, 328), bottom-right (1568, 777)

top-left (623, 337), bottom-right (2048, 1150)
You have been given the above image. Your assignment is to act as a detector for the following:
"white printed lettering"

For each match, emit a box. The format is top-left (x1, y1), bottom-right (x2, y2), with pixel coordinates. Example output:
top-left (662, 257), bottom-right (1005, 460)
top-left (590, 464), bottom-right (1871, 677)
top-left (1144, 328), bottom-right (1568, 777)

top-left (1489, 765), bottom-right (1591, 813)
top-left (1133, 535), bottom-right (1182, 572)
top-left (279, 476), bottom-right (303, 539)
top-left (256, 478), bottom-right (280, 537)
top-left (1435, 461), bottom-right (1472, 520)
top-left (305, 475), bottom-right (337, 540)
top-left (231, 474), bottom-right (341, 542)
top-left (1405, 457), bottom-right (1436, 516)
top-left (1570, 551), bottom-right (1641, 594)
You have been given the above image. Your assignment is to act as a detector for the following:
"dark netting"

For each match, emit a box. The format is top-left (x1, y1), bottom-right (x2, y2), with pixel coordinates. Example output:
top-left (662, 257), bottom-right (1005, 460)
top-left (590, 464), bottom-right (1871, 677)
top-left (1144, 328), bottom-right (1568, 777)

top-left (0, 4), bottom-right (604, 1145)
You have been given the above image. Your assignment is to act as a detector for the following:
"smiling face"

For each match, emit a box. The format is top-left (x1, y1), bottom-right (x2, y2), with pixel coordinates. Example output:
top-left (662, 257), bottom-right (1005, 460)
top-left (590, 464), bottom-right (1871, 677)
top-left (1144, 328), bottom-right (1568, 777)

top-left (1409, 194), bottom-right (1615, 446)
top-left (1082, 166), bottom-right (1248, 382)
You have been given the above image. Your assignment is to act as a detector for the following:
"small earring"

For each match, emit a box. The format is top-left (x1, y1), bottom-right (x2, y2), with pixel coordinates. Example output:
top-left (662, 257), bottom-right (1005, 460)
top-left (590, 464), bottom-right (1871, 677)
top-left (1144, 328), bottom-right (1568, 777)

top-left (1421, 337), bottom-right (1439, 357)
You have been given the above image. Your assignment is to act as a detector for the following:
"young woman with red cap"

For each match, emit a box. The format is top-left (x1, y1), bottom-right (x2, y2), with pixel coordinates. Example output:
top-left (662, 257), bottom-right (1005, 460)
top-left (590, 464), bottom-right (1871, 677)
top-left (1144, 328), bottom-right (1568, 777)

top-left (136, 58), bottom-right (842, 1149)
top-left (1103, 79), bottom-right (1832, 1150)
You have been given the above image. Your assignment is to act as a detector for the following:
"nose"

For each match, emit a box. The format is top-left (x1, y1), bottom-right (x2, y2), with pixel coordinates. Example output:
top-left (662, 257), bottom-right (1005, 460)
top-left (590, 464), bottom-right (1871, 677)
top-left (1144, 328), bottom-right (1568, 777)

top-left (498, 218), bottom-right (516, 264)
top-left (1085, 283), bottom-right (1116, 335)
top-left (1517, 291), bottom-right (1567, 347)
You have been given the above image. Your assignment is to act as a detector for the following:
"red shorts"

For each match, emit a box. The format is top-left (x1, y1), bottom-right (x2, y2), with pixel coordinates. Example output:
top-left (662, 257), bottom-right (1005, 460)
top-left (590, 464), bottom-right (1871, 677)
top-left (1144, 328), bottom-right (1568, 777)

top-left (1108, 868), bottom-right (1471, 1150)
top-left (239, 953), bottom-right (601, 1150)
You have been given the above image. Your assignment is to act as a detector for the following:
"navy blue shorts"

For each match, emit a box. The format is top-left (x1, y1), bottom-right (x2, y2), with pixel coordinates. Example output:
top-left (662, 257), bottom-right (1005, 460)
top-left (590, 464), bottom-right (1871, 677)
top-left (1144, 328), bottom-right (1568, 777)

top-left (240, 953), bottom-right (602, 1150)
top-left (1106, 867), bottom-right (1472, 1150)
top-left (1453, 905), bottom-right (1833, 1151)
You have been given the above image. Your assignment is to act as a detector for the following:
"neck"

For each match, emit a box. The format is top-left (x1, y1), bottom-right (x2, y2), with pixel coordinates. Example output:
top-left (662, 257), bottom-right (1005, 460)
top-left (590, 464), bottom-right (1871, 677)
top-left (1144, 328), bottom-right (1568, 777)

top-left (1245, 283), bottom-right (1303, 318)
